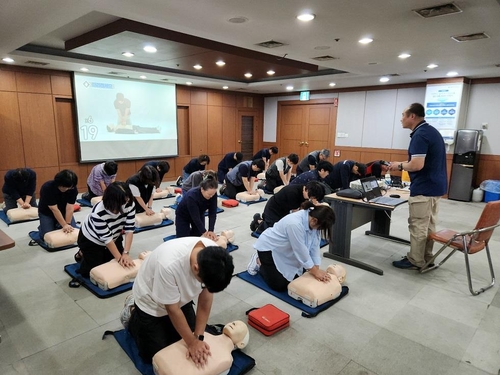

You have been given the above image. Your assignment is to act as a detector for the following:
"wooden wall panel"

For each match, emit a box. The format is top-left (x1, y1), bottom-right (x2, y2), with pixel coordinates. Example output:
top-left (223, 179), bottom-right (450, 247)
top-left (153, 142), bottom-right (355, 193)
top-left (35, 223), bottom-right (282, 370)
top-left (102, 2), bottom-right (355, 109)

top-left (50, 75), bottom-right (73, 97)
top-left (0, 91), bottom-right (24, 169)
top-left (33, 167), bottom-right (62, 195)
top-left (222, 107), bottom-right (237, 153)
top-left (176, 86), bottom-right (190, 105)
top-left (191, 90), bottom-right (207, 105)
top-left (174, 156), bottom-right (191, 176)
top-left (177, 106), bottom-right (190, 155)
top-left (222, 93), bottom-right (236, 107)
top-left (0, 70), bottom-right (17, 91)
top-left (59, 163), bottom-right (89, 192)
top-left (15, 72), bottom-right (51, 94)
top-left (18, 93), bottom-right (59, 168)
top-left (208, 92), bottom-right (222, 106)
top-left (207, 106), bottom-right (223, 156)
top-left (55, 99), bottom-right (79, 164)
top-left (190, 105), bottom-right (208, 154)
top-left (115, 161), bottom-right (138, 182)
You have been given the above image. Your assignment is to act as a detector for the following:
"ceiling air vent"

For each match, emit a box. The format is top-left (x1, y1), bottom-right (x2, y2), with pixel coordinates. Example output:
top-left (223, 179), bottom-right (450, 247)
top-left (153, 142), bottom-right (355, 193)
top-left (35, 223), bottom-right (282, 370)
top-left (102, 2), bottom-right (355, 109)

top-left (108, 71), bottom-right (125, 75)
top-left (25, 60), bottom-right (49, 66)
top-left (452, 32), bottom-right (489, 42)
top-left (256, 40), bottom-right (287, 48)
top-left (312, 55), bottom-right (338, 61)
top-left (413, 2), bottom-right (462, 18)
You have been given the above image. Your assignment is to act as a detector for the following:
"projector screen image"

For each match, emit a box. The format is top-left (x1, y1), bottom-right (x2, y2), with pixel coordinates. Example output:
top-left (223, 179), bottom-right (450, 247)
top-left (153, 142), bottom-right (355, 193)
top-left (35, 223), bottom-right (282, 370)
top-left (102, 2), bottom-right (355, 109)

top-left (73, 73), bottom-right (178, 162)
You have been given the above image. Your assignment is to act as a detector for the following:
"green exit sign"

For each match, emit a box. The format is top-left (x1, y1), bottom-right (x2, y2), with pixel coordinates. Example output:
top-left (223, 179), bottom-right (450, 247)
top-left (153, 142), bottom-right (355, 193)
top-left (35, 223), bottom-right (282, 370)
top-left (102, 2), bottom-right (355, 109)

top-left (299, 91), bottom-right (310, 101)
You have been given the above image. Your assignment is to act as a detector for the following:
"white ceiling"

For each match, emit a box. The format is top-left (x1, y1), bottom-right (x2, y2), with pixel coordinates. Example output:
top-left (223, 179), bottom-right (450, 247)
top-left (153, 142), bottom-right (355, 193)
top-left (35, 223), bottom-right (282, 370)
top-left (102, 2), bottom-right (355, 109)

top-left (1, 0), bottom-right (500, 94)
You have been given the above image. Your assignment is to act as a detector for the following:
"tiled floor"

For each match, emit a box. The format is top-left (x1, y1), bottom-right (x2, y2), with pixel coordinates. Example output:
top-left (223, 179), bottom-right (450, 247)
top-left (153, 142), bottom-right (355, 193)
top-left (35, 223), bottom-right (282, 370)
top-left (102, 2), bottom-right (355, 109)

top-left (1, 183), bottom-right (499, 375)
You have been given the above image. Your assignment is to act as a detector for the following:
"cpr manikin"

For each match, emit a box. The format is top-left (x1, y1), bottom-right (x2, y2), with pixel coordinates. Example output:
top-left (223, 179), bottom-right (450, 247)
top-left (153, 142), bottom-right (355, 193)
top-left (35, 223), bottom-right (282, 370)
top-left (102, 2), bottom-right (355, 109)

top-left (6, 207), bottom-right (39, 222)
top-left (288, 264), bottom-right (346, 307)
top-left (235, 189), bottom-right (264, 203)
top-left (44, 228), bottom-right (80, 248)
top-left (135, 207), bottom-right (173, 228)
top-left (214, 230), bottom-right (235, 249)
top-left (152, 187), bottom-right (175, 199)
top-left (152, 320), bottom-right (250, 375)
top-left (90, 251), bottom-right (151, 290)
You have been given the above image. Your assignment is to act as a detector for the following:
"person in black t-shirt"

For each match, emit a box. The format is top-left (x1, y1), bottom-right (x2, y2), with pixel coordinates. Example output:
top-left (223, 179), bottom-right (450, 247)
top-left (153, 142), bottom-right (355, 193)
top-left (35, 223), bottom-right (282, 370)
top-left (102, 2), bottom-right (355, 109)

top-left (2, 168), bottom-right (37, 213)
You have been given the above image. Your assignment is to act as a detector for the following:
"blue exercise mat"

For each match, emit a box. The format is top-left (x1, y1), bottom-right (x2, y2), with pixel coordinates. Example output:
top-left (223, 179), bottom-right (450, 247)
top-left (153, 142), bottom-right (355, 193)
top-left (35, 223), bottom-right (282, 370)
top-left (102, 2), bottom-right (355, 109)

top-left (28, 230), bottom-right (78, 252)
top-left (236, 271), bottom-right (349, 318)
top-left (168, 204), bottom-right (224, 215)
top-left (219, 195), bottom-right (267, 206)
top-left (76, 198), bottom-right (93, 207)
top-left (102, 328), bottom-right (255, 375)
top-left (0, 210), bottom-right (39, 226)
top-left (64, 262), bottom-right (133, 298)
top-left (251, 231), bottom-right (329, 248)
top-left (163, 234), bottom-right (239, 252)
top-left (134, 219), bottom-right (173, 233)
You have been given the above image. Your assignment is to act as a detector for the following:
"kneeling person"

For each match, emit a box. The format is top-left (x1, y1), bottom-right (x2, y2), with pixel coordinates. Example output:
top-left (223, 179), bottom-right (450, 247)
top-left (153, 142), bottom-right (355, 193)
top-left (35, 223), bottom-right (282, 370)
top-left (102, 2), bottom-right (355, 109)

top-left (128, 237), bottom-right (234, 365)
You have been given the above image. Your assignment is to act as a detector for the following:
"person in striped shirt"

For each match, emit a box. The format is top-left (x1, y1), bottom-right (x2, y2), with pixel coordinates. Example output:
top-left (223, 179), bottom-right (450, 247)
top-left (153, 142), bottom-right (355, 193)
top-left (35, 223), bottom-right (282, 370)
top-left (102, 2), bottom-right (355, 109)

top-left (77, 181), bottom-right (136, 278)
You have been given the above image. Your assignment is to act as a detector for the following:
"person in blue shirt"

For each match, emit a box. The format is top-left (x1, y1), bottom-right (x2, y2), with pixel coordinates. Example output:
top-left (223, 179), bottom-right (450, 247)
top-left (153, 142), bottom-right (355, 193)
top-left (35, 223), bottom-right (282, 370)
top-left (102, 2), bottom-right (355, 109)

top-left (324, 160), bottom-right (366, 191)
top-left (175, 174), bottom-right (218, 240)
top-left (221, 160), bottom-right (265, 199)
top-left (290, 161), bottom-right (333, 186)
top-left (248, 202), bottom-right (335, 291)
top-left (252, 147), bottom-right (278, 170)
top-left (389, 103), bottom-right (447, 270)
top-left (217, 152), bottom-right (243, 183)
top-left (142, 160), bottom-right (170, 189)
top-left (2, 168), bottom-right (37, 213)
top-left (181, 155), bottom-right (210, 182)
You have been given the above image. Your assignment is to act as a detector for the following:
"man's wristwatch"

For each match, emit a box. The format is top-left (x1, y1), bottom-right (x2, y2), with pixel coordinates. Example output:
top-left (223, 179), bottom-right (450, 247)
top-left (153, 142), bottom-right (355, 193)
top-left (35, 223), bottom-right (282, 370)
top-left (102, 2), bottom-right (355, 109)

top-left (196, 334), bottom-right (204, 341)
top-left (398, 163), bottom-right (404, 171)
top-left (123, 251), bottom-right (129, 255)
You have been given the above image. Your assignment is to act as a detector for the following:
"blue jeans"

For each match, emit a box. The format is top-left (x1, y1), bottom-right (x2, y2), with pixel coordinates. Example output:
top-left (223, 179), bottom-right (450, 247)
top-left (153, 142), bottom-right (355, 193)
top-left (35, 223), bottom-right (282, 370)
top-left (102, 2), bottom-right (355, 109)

top-left (38, 212), bottom-right (77, 241)
top-left (182, 170), bottom-right (190, 182)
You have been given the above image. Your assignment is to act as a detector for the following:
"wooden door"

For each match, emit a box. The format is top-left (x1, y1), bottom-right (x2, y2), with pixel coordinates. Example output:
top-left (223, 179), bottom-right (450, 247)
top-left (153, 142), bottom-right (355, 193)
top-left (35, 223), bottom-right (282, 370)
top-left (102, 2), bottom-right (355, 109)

top-left (277, 100), bottom-right (336, 160)
top-left (238, 111), bottom-right (257, 160)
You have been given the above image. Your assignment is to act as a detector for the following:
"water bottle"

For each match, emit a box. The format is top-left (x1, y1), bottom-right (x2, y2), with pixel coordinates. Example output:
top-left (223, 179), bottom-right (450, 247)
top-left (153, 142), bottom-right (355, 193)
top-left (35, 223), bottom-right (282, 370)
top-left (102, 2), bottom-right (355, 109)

top-left (384, 171), bottom-right (392, 188)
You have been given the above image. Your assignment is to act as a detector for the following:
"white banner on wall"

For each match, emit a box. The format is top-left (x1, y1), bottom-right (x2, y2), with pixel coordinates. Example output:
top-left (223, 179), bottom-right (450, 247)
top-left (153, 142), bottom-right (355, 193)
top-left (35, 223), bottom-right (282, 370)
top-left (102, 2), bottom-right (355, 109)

top-left (424, 82), bottom-right (464, 139)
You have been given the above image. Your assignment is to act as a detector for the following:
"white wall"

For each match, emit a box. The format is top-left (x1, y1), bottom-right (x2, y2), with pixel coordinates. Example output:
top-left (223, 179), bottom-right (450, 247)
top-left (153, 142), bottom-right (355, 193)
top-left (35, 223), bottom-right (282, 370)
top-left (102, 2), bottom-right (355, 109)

top-left (263, 83), bottom-right (498, 155)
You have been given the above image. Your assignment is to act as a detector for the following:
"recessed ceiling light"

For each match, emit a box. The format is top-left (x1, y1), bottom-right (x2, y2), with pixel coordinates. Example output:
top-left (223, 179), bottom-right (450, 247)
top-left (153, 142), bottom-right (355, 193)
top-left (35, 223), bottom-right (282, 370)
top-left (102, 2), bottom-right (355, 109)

top-left (297, 13), bottom-right (315, 21)
top-left (193, 64), bottom-right (202, 70)
top-left (80, 67), bottom-right (89, 72)
top-left (267, 70), bottom-right (275, 75)
top-left (216, 60), bottom-right (225, 67)
top-left (329, 82), bottom-right (336, 87)
top-left (286, 85), bottom-right (294, 91)
top-left (139, 75), bottom-right (147, 79)
top-left (2, 57), bottom-right (14, 63)
top-left (186, 81), bottom-right (193, 85)
top-left (244, 73), bottom-right (253, 78)
top-left (122, 52), bottom-right (134, 57)
top-left (143, 45), bottom-right (157, 53)
top-left (359, 38), bottom-right (373, 44)
top-left (447, 71), bottom-right (458, 77)
top-left (222, 86), bottom-right (229, 90)
top-left (427, 63), bottom-right (439, 69)
top-left (379, 77), bottom-right (390, 83)
top-left (398, 53), bottom-right (411, 59)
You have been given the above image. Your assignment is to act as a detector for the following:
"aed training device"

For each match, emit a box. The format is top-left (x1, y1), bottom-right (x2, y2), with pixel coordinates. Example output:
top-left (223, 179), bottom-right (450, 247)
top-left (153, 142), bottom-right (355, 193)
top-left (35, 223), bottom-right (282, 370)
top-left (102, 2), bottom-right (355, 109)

top-left (390, 194), bottom-right (401, 198)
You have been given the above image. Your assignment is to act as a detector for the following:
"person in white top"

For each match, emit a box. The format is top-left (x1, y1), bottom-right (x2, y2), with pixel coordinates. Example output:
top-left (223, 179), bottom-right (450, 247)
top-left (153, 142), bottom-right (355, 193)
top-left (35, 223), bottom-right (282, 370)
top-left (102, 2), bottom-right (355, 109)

top-left (128, 237), bottom-right (234, 366)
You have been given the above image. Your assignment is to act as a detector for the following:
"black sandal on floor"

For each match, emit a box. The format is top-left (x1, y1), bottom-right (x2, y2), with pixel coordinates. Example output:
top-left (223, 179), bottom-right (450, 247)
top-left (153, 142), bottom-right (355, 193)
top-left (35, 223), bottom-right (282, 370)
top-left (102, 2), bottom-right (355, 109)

top-left (74, 251), bottom-right (82, 263)
top-left (68, 278), bottom-right (80, 288)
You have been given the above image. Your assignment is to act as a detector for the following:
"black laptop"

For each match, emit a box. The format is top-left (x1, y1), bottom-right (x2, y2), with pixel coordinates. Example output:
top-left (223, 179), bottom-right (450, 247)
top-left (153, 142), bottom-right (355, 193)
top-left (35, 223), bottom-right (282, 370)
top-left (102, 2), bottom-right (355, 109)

top-left (360, 176), bottom-right (405, 206)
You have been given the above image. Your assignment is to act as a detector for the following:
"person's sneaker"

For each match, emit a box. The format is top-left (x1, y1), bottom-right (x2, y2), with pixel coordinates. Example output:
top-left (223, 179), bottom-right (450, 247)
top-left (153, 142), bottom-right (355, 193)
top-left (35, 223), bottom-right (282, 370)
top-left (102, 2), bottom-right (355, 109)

top-left (175, 176), bottom-right (183, 186)
top-left (250, 220), bottom-right (258, 232)
top-left (247, 252), bottom-right (260, 276)
top-left (120, 294), bottom-right (135, 328)
top-left (219, 184), bottom-right (227, 196)
top-left (392, 256), bottom-right (420, 270)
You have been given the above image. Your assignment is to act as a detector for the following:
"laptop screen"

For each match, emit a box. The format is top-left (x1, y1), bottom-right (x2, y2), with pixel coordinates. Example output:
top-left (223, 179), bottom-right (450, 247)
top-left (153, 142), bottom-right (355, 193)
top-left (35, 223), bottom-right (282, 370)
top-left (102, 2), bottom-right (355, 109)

top-left (360, 176), bottom-right (382, 199)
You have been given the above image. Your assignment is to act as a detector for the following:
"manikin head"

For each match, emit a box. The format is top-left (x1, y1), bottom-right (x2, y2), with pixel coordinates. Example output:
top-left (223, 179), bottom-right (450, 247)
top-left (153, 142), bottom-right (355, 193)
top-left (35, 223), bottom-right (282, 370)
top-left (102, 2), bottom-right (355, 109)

top-left (223, 320), bottom-right (249, 349)
top-left (327, 264), bottom-right (346, 283)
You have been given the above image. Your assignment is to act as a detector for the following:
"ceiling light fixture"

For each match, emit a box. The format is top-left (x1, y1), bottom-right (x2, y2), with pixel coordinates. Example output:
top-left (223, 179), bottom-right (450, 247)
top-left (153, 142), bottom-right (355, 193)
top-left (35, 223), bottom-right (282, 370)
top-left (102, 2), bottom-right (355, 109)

top-left (297, 13), bottom-right (315, 21)
top-left (359, 38), bottom-right (373, 44)
top-left (244, 73), bottom-right (252, 78)
top-left (447, 71), bottom-right (458, 77)
top-left (286, 85), bottom-right (294, 91)
top-left (122, 52), bottom-right (134, 57)
top-left (216, 60), bottom-right (225, 67)
top-left (267, 70), bottom-right (275, 75)
top-left (379, 77), bottom-right (390, 83)
top-left (139, 75), bottom-right (147, 79)
top-left (80, 67), bottom-right (89, 72)
top-left (427, 63), bottom-right (439, 69)
top-left (329, 82), bottom-right (336, 87)
top-left (186, 81), bottom-right (193, 85)
top-left (3, 57), bottom-right (15, 63)
top-left (193, 64), bottom-right (202, 70)
top-left (398, 53), bottom-right (411, 59)
top-left (143, 45), bottom-right (157, 53)
top-left (222, 86), bottom-right (229, 90)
